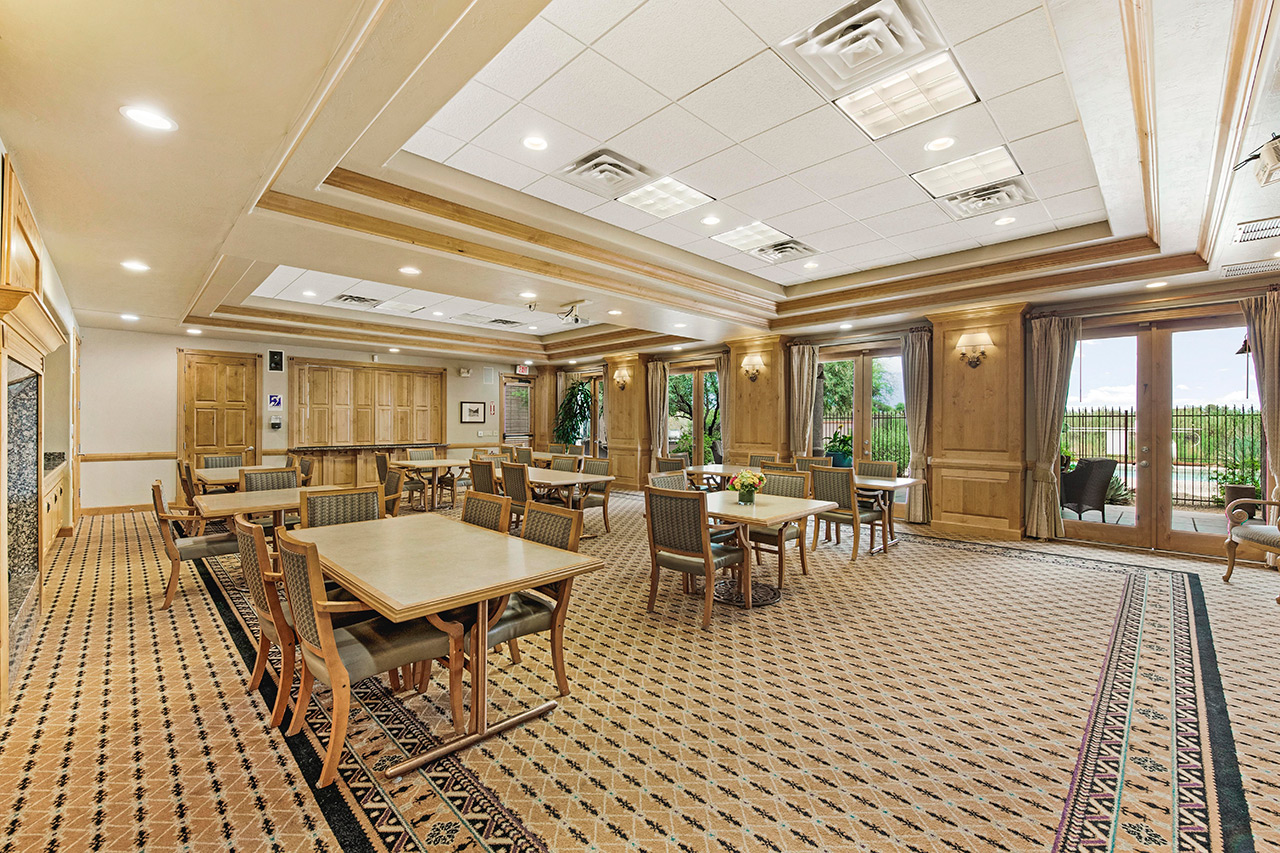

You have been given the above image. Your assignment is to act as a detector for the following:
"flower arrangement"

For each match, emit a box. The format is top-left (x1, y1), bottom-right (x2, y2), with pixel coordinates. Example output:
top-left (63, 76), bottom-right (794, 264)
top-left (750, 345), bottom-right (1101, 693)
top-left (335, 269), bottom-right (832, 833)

top-left (728, 470), bottom-right (765, 504)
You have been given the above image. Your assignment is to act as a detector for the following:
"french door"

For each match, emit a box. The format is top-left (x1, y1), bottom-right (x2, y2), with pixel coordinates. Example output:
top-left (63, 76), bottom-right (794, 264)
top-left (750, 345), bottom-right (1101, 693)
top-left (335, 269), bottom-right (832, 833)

top-left (666, 367), bottom-right (720, 464)
top-left (819, 349), bottom-right (908, 516)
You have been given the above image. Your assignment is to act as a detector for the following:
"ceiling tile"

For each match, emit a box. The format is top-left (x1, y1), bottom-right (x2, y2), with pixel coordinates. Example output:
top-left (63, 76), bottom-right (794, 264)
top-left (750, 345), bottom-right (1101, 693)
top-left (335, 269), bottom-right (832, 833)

top-left (605, 105), bottom-right (733, 174)
top-left (792, 147), bottom-right (903, 198)
top-left (254, 265), bottom-right (305, 298)
top-left (1043, 187), bottom-right (1107, 219)
top-left (974, 223), bottom-right (1055, 246)
top-left (830, 177), bottom-right (935, 219)
top-left (474, 17), bottom-right (585, 100)
top-left (908, 237), bottom-right (983, 258)
top-left (873, 103), bottom-right (1005, 174)
top-left (928, 0), bottom-right (1042, 44)
top-left (586, 199), bottom-right (663, 230)
top-left (1009, 123), bottom-right (1093, 175)
top-left (723, 177), bottom-right (821, 220)
top-left (957, 200), bottom-right (1052, 238)
top-left (664, 201), bottom-right (757, 237)
top-left (717, 253), bottom-right (769, 272)
top-left (863, 202), bottom-right (954, 238)
top-left (402, 126), bottom-right (465, 163)
top-left (539, 0), bottom-right (646, 44)
top-left (523, 175), bottom-right (611, 212)
top-left (1024, 161), bottom-right (1099, 199)
top-left (672, 145), bottom-right (782, 198)
top-left (347, 280), bottom-right (410, 300)
top-left (424, 81), bottom-right (515, 142)
top-left (805, 221), bottom-right (879, 252)
top-left (471, 103), bottom-right (598, 171)
top-left (718, 0), bottom-right (848, 45)
top-left (985, 75), bottom-right (1078, 142)
top-left (391, 289), bottom-right (453, 308)
top-left (952, 9), bottom-right (1063, 100)
top-left (682, 236), bottom-right (743, 260)
top-left (889, 222), bottom-right (973, 253)
top-left (1054, 211), bottom-right (1109, 230)
top-left (638, 220), bottom-right (702, 246)
top-left (741, 105), bottom-right (871, 173)
top-left (830, 240), bottom-right (913, 267)
top-left (277, 269), bottom-right (353, 303)
top-left (776, 254), bottom-right (836, 276)
top-left (768, 202), bottom-right (853, 237)
top-left (679, 50), bottom-right (825, 141)
top-left (595, 0), bottom-right (763, 100)
top-left (526, 50), bottom-right (667, 139)
top-left (445, 145), bottom-right (542, 190)
top-left (753, 266), bottom-right (802, 285)
top-left (434, 296), bottom-right (490, 316)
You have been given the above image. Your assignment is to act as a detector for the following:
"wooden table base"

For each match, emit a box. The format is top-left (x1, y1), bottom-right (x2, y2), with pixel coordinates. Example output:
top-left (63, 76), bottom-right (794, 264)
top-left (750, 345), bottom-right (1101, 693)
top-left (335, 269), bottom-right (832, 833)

top-left (384, 699), bottom-right (557, 778)
top-left (713, 579), bottom-right (782, 608)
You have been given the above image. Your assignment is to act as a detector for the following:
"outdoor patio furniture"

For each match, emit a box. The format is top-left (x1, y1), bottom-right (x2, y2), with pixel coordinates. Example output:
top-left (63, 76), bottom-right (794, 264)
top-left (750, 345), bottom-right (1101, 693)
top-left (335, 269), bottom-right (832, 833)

top-left (1059, 457), bottom-right (1118, 522)
top-left (1222, 498), bottom-right (1280, 602)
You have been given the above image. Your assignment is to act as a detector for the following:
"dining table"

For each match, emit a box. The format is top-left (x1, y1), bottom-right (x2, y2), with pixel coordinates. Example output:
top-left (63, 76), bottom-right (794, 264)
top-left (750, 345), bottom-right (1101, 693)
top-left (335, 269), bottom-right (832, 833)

top-left (850, 475), bottom-right (925, 552)
top-left (288, 513), bottom-right (604, 777)
top-left (192, 485), bottom-right (341, 529)
top-left (684, 463), bottom-right (755, 489)
top-left (194, 465), bottom-right (274, 489)
top-left (494, 465), bottom-right (614, 505)
top-left (390, 458), bottom-right (472, 511)
top-left (703, 490), bottom-right (837, 608)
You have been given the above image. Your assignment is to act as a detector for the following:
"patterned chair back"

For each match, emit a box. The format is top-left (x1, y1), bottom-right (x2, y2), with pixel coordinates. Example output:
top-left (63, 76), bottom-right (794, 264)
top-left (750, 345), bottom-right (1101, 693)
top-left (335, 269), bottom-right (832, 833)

top-left (515, 447), bottom-right (534, 466)
top-left (286, 453), bottom-right (300, 469)
top-left (811, 466), bottom-right (854, 511)
top-left (240, 467), bottom-right (299, 492)
top-left (522, 503), bottom-right (582, 552)
top-left (760, 461), bottom-right (797, 473)
top-left (647, 471), bottom-right (689, 491)
top-left (408, 449), bottom-right (434, 461)
top-left (472, 448), bottom-right (492, 459)
top-left (383, 470), bottom-right (403, 515)
top-left (202, 454), bottom-right (243, 468)
top-left (644, 487), bottom-right (708, 555)
top-left (470, 459), bottom-right (497, 494)
top-left (461, 492), bottom-right (511, 532)
top-left (669, 452), bottom-right (691, 467)
top-left (796, 455), bottom-right (830, 472)
top-left (582, 457), bottom-right (611, 493)
top-left (501, 462), bottom-right (531, 506)
top-left (761, 470), bottom-right (809, 499)
top-left (500, 445), bottom-right (519, 461)
top-left (551, 455), bottom-right (580, 472)
top-left (299, 457), bottom-right (315, 486)
top-left (375, 452), bottom-right (391, 482)
top-left (747, 454), bottom-right (778, 468)
top-left (656, 457), bottom-right (685, 473)
top-left (233, 513), bottom-right (273, 614)
top-left (568, 444), bottom-right (585, 456)
top-left (856, 460), bottom-right (898, 480)
top-left (299, 486), bottom-right (384, 528)
top-left (177, 461), bottom-right (197, 505)
top-left (274, 531), bottom-right (327, 650)
top-left (549, 443), bottom-right (566, 454)
top-left (150, 481), bottom-right (181, 560)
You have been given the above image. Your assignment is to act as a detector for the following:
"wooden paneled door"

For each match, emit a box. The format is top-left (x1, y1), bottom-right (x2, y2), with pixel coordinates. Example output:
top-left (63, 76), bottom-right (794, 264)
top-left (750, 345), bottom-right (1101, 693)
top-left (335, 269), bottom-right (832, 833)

top-left (180, 350), bottom-right (261, 466)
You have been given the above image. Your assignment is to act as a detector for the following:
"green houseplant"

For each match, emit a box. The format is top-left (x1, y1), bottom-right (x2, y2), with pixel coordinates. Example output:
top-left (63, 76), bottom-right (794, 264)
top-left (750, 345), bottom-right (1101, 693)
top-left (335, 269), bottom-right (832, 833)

top-left (824, 429), bottom-right (854, 468)
top-left (553, 380), bottom-right (593, 446)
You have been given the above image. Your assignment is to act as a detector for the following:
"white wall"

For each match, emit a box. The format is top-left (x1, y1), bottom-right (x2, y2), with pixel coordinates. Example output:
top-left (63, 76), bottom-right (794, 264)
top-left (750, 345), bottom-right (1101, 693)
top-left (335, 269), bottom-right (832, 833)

top-left (78, 326), bottom-right (520, 508)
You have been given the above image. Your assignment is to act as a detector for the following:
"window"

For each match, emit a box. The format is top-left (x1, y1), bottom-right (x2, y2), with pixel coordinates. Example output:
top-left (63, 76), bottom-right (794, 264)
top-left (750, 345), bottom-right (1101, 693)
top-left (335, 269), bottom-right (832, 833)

top-left (503, 381), bottom-right (531, 439)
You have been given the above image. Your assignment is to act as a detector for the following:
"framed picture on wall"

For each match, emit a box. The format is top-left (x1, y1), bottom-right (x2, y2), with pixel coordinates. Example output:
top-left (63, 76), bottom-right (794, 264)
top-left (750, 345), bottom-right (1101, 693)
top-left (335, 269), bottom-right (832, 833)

top-left (460, 401), bottom-right (485, 423)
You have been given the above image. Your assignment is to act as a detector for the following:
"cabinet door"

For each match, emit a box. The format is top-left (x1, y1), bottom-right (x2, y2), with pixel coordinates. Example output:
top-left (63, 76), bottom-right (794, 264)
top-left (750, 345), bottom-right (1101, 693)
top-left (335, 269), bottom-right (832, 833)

top-left (412, 373), bottom-right (440, 443)
top-left (331, 367), bottom-right (353, 445)
top-left (394, 373), bottom-right (413, 443)
top-left (2, 157), bottom-right (43, 295)
top-left (353, 369), bottom-right (375, 444)
top-left (306, 367), bottom-right (332, 446)
top-left (375, 370), bottom-right (394, 443)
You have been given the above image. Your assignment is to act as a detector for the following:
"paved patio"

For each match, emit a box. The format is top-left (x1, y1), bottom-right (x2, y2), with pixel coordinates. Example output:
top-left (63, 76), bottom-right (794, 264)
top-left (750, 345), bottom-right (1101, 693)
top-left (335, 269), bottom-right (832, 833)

top-left (1061, 505), bottom-right (1267, 535)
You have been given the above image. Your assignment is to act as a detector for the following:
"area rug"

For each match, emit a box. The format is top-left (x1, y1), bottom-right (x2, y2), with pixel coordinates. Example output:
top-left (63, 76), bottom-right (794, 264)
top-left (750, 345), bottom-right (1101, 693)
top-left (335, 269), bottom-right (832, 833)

top-left (199, 493), bottom-right (1257, 852)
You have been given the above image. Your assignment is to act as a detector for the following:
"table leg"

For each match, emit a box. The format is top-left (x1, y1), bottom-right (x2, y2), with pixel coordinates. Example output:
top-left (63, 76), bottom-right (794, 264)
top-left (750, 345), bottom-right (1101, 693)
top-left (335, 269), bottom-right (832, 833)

top-left (430, 468), bottom-right (440, 512)
top-left (741, 527), bottom-right (753, 609)
top-left (870, 494), bottom-right (902, 553)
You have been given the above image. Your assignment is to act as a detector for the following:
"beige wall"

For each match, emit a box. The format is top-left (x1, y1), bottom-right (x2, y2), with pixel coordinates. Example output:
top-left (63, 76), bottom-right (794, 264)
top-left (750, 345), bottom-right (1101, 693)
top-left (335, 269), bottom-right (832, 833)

top-left (78, 327), bottom-right (523, 508)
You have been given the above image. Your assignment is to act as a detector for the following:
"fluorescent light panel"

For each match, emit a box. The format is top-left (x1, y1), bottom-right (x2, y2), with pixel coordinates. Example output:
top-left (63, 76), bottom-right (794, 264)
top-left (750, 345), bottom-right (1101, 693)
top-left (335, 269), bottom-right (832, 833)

top-left (834, 53), bottom-right (976, 139)
top-left (616, 177), bottom-right (713, 219)
top-left (712, 222), bottom-right (792, 251)
top-left (911, 146), bottom-right (1021, 198)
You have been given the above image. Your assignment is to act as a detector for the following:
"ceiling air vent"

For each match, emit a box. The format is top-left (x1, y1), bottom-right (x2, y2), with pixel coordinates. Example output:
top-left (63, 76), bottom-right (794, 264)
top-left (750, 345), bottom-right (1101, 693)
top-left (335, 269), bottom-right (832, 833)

top-left (778, 0), bottom-right (945, 99)
top-left (943, 178), bottom-right (1037, 219)
top-left (1233, 216), bottom-right (1280, 243)
top-left (749, 240), bottom-right (818, 264)
top-left (450, 312), bottom-right (525, 328)
top-left (324, 293), bottom-right (382, 310)
top-left (558, 149), bottom-right (655, 198)
top-left (1223, 259), bottom-right (1280, 277)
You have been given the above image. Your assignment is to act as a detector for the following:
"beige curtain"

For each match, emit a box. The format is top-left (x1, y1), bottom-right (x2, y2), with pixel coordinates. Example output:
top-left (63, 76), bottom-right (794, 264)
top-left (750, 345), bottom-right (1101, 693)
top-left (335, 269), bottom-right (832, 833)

top-left (902, 328), bottom-right (932, 523)
top-left (789, 345), bottom-right (819, 458)
top-left (647, 361), bottom-right (669, 466)
top-left (1025, 315), bottom-right (1082, 539)
top-left (714, 354), bottom-right (728, 459)
top-left (1242, 292), bottom-right (1280, 558)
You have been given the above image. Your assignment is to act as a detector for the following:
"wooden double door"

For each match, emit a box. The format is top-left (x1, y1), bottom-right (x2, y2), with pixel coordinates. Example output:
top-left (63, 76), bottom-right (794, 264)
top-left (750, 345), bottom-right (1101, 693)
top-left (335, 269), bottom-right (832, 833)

top-left (180, 350), bottom-right (260, 466)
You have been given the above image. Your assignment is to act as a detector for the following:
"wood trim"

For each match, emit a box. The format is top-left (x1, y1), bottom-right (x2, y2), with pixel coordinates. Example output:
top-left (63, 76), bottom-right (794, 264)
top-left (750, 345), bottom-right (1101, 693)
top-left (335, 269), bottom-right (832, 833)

top-left (256, 190), bottom-right (773, 328)
top-left (56, 526), bottom-right (73, 538)
top-left (78, 451), bottom-right (178, 463)
top-left (323, 168), bottom-right (778, 317)
top-left (551, 334), bottom-right (693, 360)
top-left (80, 503), bottom-right (152, 516)
top-left (1118, 0), bottom-right (1159, 244)
top-left (286, 355), bottom-right (446, 376)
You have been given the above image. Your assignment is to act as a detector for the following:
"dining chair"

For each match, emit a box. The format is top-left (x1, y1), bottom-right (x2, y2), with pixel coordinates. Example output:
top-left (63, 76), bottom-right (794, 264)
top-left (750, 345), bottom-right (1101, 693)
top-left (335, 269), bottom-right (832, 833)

top-left (515, 446), bottom-right (534, 466)
top-left (568, 444), bottom-right (585, 456)
top-left (298, 486), bottom-right (385, 528)
top-left (472, 448), bottom-right (491, 459)
top-left (176, 461), bottom-right (201, 507)
top-left (647, 471), bottom-right (690, 490)
top-left (469, 458), bottom-right (498, 495)
top-left (795, 455), bottom-right (830, 473)
top-left (656, 457), bottom-right (686, 473)
top-left (233, 513), bottom-right (299, 728)
top-left (855, 460), bottom-right (897, 552)
top-left (669, 452), bottom-right (691, 467)
top-left (747, 453), bottom-right (778, 468)
top-left (240, 466), bottom-right (299, 491)
top-left (299, 457), bottom-right (316, 486)
top-left (400, 450), bottom-right (434, 509)
top-left (551, 454), bottom-right (582, 472)
top-left (643, 486), bottom-right (746, 630)
top-left (810, 466), bottom-right (880, 559)
top-left (460, 492), bottom-right (511, 534)
top-left (150, 481), bottom-right (238, 610)
top-left (748, 471), bottom-right (811, 585)
top-left (286, 453), bottom-right (301, 470)
top-left (202, 453), bottom-right (244, 468)
top-left (383, 470), bottom-right (404, 516)
top-left (500, 461), bottom-right (532, 529)
top-left (275, 529), bottom-right (468, 787)
top-left (549, 443), bottom-right (566, 454)
top-left (575, 457), bottom-right (613, 533)
top-left (760, 461), bottom-right (798, 473)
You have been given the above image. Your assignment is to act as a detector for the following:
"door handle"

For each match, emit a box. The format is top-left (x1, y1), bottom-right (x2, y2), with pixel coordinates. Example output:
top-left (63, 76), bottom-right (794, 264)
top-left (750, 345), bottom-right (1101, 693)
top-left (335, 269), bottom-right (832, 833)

top-left (1139, 460), bottom-right (1150, 468)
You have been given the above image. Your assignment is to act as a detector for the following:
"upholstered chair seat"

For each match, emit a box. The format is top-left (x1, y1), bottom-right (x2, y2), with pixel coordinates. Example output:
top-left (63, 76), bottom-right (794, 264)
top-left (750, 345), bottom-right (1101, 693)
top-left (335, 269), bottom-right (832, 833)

top-left (655, 542), bottom-right (744, 573)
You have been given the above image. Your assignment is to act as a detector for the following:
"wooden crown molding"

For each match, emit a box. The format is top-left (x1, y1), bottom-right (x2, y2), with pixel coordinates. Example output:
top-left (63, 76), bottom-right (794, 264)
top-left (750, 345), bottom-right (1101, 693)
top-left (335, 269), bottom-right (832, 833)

top-left (1119, 0), bottom-right (1159, 244)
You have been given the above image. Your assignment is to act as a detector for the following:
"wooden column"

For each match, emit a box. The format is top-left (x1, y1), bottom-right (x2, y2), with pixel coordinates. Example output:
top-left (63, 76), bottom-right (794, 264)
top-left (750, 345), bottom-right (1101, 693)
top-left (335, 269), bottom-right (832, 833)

top-left (926, 304), bottom-right (1027, 539)
top-left (531, 367), bottom-right (556, 452)
top-left (725, 335), bottom-right (789, 464)
top-left (604, 353), bottom-right (649, 489)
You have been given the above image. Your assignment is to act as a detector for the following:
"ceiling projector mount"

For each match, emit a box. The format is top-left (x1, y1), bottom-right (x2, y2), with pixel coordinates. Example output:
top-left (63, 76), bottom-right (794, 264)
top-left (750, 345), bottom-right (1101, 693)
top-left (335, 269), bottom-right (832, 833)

top-left (1234, 133), bottom-right (1280, 186)
top-left (558, 301), bottom-right (589, 326)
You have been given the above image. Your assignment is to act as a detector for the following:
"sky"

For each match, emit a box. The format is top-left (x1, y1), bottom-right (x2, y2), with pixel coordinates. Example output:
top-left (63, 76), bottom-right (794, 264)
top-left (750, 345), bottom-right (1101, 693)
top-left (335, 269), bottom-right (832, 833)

top-left (1065, 326), bottom-right (1257, 409)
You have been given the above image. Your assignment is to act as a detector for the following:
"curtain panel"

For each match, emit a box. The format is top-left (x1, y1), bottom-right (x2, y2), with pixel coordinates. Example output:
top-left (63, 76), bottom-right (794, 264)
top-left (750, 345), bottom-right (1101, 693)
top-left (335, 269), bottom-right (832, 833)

top-left (1241, 292), bottom-right (1280, 558)
top-left (647, 361), bottom-right (669, 467)
top-left (902, 328), bottom-right (932, 523)
top-left (789, 345), bottom-right (820, 458)
top-left (714, 354), bottom-right (728, 461)
top-left (1025, 315), bottom-right (1082, 539)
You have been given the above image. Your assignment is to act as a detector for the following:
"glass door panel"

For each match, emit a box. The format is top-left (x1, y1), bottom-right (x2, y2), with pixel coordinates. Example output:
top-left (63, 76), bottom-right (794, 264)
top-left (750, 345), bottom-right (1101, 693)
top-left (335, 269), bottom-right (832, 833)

top-left (869, 354), bottom-right (908, 506)
top-left (702, 371), bottom-right (721, 464)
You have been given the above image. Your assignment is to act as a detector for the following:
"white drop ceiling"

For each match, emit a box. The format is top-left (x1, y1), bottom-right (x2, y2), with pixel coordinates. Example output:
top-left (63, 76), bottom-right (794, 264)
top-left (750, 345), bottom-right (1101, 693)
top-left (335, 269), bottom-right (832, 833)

top-left (400, 0), bottom-right (1108, 286)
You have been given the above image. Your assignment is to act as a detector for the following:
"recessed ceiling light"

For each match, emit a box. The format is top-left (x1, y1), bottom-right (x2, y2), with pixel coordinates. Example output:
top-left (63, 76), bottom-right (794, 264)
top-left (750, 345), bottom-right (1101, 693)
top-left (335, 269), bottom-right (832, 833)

top-left (674, 323), bottom-right (687, 328)
top-left (120, 313), bottom-right (139, 322)
top-left (186, 328), bottom-right (202, 335)
top-left (1146, 281), bottom-right (1168, 289)
top-left (672, 346), bottom-right (683, 351)
top-left (519, 291), bottom-right (537, 299)
top-left (701, 215), bottom-right (721, 226)
top-left (399, 266), bottom-right (421, 275)
top-left (803, 261), bottom-right (820, 269)
top-left (925, 137), bottom-right (956, 152)
top-left (301, 290), bottom-right (317, 297)
top-left (528, 325), bottom-right (538, 330)
top-left (523, 360), bottom-right (534, 365)
top-left (523, 136), bottom-right (548, 151)
top-left (911, 146), bottom-right (1021, 198)
top-left (712, 221), bottom-right (791, 251)
top-left (120, 260), bottom-right (150, 272)
top-left (839, 323), bottom-right (853, 330)
top-left (835, 53), bottom-right (976, 139)
top-left (120, 105), bottom-right (178, 131)
top-left (1273, 250), bottom-right (1280, 258)
top-left (388, 348), bottom-right (400, 353)
top-left (616, 177), bottom-right (713, 219)
top-left (568, 359), bottom-right (578, 364)
top-left (994, 216), bottom-right (1017, 226)
top-left (607, 309), bottom-right (622, 316)
top-left (432, 311), bottom-right (444, 316)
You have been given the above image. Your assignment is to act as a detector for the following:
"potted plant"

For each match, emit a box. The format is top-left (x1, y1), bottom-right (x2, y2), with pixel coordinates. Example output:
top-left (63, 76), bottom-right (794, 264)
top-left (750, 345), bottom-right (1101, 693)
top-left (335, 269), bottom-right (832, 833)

top-left (553, 380), bottom-right (592, 446)
top-left (728, 469), bottom-right (765, 505)
top-left (824, 429), bottom-right (853, 468)
top-left (1210, 438), bottom-right (1263, 519)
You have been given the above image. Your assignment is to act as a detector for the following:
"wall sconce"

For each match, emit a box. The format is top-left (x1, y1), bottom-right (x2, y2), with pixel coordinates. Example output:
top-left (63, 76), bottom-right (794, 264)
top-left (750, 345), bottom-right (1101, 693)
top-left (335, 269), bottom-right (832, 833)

top-left (955, 331), bottom-right (993, 368)
top-left (613, 367), bottom-right (630, 390)
top-left (741, 353), bottom-right (764, 382)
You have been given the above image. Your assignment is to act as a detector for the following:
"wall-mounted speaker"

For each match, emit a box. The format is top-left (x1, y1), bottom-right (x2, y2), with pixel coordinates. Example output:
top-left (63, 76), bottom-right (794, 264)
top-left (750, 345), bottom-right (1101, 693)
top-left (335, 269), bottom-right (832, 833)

top-left (267, 350), bottom-right (284, 372)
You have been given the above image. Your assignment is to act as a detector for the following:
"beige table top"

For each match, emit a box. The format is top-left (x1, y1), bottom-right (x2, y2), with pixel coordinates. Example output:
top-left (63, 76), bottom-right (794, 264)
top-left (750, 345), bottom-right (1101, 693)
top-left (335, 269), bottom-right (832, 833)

top-left (194, 465), bottom-right (273, 486)
top-left (495, 467), bottom-right (614, 488)
top-left (704, 490), bottom-right (837, 527)
top-left (686, 464), bottom-right (756, 476)
top-left (289, 513), bottom-right (604, 621)
top-left (854, 475), bottom-right (924, 491)
top-left (390, 458), bottom-right (472, 471)
top-left (193, 485), bottom-right (339, 517)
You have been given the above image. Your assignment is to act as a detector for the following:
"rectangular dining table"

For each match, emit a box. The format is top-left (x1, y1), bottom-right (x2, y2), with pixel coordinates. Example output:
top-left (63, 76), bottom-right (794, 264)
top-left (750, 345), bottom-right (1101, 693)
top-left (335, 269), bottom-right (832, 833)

top-left (289, 513), bottom-right (604, 777)
top-left (192, 485), bottom-right (341, 528)
top-left (494, 465), bottom-right (614, 503)
top-left (390, 458), bottom-right (472, 510)
top-left (850, 475), bottom-right (924, 552)
top-left (194, 465), bottom-right (273, 488)
top-left (684, 464), bottom-right (755, 489)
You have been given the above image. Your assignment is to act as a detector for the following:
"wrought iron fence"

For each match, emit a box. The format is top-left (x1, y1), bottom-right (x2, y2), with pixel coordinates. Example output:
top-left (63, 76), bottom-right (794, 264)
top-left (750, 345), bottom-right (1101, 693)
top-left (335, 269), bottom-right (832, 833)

top-left (1060, 405), bottom-right (1264, 507)
top-left (821, 410), bottom-right (911, 473)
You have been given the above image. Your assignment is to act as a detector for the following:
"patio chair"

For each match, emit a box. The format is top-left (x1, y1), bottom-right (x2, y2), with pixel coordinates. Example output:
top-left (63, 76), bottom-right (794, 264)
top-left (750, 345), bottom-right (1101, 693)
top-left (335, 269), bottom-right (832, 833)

top-left (1222, 498), bottom-right (1280, 601)
top-left (1059, 458), bottom-right (1118, 522)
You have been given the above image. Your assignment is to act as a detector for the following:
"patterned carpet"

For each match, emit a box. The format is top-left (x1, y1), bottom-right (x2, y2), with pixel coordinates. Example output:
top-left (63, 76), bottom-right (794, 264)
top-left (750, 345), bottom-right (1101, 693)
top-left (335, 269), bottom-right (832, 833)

top-left (2, 492), bottom-right (1277, 852)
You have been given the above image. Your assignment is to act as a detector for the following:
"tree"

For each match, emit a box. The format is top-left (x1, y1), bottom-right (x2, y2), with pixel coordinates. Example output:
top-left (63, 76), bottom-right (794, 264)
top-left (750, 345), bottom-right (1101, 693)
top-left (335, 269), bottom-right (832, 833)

top-left (821, 359), bottom-right (899, 414)
top-left (667, 373), bottom-right (720, 437)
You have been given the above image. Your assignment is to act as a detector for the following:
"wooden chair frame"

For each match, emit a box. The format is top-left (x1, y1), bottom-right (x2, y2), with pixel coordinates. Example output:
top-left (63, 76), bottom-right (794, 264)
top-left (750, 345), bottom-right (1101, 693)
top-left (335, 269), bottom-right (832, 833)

top-left (855, 460), bottom-right (897, 553)
top-left (810, 466), bottom-right (863, 561)
top-left (460, 492), bottom-right (512, 534)
top-left (747, 453), bottom-right (779, 467)
top-left (233, 513), bottom-right (296, 727)
top-left (575, 457), bottom-right (613, 534)
top-left (515, 503), bottom-right (583, 694)
top-left (151, 480), bottom-right (208, 609)
top-left (750, 471), bottom-right (810, 586)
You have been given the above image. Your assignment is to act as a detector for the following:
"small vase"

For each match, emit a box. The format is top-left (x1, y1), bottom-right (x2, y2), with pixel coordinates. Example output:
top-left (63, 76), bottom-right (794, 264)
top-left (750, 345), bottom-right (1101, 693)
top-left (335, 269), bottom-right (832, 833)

top-left (737, 488), bottom-right (756, 505)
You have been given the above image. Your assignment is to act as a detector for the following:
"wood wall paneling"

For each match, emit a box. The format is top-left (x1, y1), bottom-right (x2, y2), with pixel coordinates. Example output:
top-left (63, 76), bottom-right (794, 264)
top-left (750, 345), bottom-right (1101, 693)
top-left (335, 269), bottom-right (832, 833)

top-left (289, 357), bottom-right (446, 450)
top-left (604, 353), bottom-right (649, 489)
top-left (725, 336), bottom-right (790, 463)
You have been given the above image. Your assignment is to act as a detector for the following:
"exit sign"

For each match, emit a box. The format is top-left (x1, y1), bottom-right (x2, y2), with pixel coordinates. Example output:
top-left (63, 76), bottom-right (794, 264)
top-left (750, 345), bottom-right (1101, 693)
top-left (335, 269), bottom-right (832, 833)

top-left (515, 364), bottom-right (530, 375)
